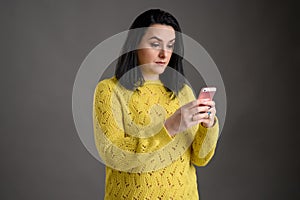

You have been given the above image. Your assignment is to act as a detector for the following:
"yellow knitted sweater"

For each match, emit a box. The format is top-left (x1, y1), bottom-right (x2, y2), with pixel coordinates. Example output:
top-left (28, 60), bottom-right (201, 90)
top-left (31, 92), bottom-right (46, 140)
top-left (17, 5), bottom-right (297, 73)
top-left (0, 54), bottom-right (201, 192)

top-left (93, 76), bottom-right (219, 200)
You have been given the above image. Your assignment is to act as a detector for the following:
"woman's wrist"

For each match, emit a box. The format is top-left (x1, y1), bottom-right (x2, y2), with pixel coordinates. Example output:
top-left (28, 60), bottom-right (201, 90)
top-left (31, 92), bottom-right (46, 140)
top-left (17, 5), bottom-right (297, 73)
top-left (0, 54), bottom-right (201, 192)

top-left (164, 119), bottom-right (176, 136)
top-left (201, 117), bottom-right (216, 128)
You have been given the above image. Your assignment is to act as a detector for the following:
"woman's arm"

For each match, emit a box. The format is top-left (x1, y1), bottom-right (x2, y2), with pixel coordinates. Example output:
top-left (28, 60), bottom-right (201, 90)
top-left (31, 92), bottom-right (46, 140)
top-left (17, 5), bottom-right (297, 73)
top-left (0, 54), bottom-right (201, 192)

top-left (175, 84), bottom-right (220, 166)
top-left (190, 117), bottom-right (219, 166)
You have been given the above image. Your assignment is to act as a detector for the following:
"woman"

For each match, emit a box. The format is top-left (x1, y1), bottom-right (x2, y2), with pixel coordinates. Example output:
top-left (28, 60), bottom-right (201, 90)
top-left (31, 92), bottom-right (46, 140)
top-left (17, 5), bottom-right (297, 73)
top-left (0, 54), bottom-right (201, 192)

top-left (93, 9), bottom-right (219, 199)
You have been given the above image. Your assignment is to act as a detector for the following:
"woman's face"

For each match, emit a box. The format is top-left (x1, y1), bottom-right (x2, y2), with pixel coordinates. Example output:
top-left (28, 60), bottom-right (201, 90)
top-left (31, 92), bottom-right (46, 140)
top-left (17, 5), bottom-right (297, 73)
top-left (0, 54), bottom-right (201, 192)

top-left (137, 24), bottom-right (176, 80)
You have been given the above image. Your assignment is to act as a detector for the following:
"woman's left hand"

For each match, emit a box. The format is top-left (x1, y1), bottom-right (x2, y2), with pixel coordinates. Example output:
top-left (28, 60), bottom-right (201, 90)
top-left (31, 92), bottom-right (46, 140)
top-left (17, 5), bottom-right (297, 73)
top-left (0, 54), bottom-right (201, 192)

top-left (193, 99), bottom-right (216, 128)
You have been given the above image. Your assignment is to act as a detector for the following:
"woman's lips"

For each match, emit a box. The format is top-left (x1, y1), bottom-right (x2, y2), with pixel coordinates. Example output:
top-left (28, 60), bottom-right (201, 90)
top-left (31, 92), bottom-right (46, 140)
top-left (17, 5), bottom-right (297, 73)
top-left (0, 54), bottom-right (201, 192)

top-left (155, 61), bottom-right (166, 65)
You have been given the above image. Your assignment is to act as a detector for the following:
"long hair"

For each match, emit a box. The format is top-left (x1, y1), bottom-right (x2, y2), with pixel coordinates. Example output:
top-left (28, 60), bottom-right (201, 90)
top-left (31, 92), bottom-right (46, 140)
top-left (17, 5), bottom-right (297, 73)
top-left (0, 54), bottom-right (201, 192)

top-left (115, 9), bottom-right (185, 95)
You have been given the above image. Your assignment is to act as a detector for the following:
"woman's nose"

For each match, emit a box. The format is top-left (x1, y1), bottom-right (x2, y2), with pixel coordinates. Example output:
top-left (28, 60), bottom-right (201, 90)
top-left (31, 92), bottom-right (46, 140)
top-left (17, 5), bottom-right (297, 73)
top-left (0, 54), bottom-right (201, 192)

top-left (158, 48), bottom-right (167, 58)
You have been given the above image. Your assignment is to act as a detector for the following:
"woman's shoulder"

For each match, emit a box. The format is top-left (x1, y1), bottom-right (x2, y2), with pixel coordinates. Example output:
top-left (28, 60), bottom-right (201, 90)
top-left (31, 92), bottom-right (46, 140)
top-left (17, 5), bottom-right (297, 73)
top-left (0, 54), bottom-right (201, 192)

top-left (93, 76), bottom-right (119, 98)
top-left (177, 83), bottom-right (196, 104)
top-left (180, 83), bottom-right (196, 96)
top-left (95, 76), bottom-right (118, 89)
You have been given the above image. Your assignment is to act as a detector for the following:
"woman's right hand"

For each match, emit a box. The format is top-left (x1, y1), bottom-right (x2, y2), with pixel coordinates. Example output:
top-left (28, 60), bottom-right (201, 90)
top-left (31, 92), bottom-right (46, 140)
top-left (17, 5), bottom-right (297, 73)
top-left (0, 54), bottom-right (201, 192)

top-left (164, 99), bottom-right (212, 136)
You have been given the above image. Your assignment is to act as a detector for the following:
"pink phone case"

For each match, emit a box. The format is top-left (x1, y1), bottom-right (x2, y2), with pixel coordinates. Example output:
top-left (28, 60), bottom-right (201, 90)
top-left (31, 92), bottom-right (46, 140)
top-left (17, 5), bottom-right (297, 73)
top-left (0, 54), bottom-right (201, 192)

top-left (198, 87), bottom-right (216, 101)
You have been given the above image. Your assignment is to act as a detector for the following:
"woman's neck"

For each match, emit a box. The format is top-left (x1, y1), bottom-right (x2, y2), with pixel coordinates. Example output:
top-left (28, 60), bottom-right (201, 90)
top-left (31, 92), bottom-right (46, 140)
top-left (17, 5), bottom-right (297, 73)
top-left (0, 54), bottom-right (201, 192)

top-left (142, 74), bottom-right (160, 81)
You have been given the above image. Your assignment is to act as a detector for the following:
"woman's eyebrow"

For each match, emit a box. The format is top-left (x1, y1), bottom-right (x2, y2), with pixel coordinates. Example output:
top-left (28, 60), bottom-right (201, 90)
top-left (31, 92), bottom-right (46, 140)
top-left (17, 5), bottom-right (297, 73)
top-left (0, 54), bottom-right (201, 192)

top-left (148, 36), bottom-right (175, 42)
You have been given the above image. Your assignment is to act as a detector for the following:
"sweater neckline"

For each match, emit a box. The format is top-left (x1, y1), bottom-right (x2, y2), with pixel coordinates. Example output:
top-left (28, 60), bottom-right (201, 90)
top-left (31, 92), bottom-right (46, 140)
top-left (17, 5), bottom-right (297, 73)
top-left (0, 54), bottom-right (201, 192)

top-left (143, 79), bottom-right (163, 85)
top-left (111, 76), bottom-right (163, 86)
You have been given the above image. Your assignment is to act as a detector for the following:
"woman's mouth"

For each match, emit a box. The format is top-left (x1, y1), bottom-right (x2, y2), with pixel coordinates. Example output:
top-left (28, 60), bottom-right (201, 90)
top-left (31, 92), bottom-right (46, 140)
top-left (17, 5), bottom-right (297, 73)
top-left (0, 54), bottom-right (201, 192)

top-left (155, 61), bottom-right (166, 66)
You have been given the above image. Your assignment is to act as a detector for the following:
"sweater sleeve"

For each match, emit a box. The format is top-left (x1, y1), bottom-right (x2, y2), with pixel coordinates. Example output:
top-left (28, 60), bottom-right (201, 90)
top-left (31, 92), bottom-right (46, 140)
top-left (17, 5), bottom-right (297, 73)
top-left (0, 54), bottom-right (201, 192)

top-left (179, 84), bottom-right (220, 167)
top-left (93, 79), bottom-right (174, 172)
top-left (190, 117), bottom-right (219, 166)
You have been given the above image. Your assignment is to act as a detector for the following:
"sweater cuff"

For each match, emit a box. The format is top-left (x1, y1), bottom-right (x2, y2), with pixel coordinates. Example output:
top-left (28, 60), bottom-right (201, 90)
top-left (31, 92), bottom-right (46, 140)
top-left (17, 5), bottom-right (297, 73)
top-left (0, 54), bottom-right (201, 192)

top-left (198, 116), bottom-right (219, 136)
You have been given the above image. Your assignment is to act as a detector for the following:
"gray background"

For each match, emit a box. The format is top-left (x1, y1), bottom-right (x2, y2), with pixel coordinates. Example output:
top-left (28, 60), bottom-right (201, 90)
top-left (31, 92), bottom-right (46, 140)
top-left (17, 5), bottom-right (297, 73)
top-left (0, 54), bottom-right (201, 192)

top-left (0, 0), bottom-right (299, 199)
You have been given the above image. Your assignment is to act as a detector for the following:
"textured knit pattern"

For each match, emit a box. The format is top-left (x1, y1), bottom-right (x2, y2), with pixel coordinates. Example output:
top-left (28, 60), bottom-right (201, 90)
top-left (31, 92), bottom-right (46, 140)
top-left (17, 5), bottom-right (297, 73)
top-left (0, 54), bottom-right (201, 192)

top-left (93, 76), bottom-right (219, 200)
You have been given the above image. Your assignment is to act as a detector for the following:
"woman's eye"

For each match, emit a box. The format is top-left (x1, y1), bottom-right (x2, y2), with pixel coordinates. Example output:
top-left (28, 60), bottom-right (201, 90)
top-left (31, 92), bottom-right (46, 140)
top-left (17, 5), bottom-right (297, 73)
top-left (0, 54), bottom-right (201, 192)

top-left (150, 42), bottom-right (174, 49)
top-left (150, 43), bottom-right (160, 48)
top-left (167, 44), bottom-right (175, 49)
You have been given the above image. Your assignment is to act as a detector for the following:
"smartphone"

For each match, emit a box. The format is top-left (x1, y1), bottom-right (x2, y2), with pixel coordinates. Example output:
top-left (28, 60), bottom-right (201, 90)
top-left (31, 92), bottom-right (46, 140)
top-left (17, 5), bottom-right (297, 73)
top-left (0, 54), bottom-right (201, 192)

top-left (198, 87), bottom-right (216, 101)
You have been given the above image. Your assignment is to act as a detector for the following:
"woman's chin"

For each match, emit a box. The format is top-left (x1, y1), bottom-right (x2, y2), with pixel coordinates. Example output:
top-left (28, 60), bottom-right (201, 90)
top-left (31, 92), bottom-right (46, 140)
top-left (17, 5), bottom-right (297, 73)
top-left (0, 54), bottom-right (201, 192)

top-left (156, 68), bottom-right (167, 75)
top-left (154, 65), bottom-right (167, 74)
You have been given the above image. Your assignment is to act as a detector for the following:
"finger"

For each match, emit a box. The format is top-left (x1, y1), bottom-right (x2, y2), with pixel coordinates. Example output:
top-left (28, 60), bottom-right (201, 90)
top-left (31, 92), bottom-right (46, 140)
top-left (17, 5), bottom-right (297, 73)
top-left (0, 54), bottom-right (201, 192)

top-left (189, 118), bottom-right (202, 127)
top-left (190, 106), bottom-right (210, 115)
top-left (200, 100), bottom-right (215, 108)
top-left (198, 98), bottom-right (211, 105)
top-left (193, 112), bottom-right (210, 121)
top-left (200, 114), bottom-right (215, 123)
top-left (208, 107), bottom-right (216, 115)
